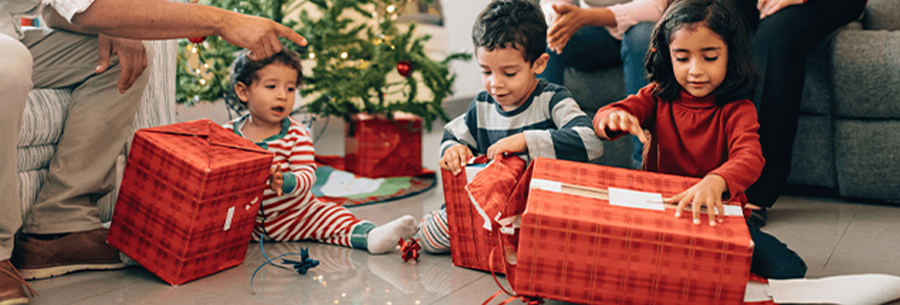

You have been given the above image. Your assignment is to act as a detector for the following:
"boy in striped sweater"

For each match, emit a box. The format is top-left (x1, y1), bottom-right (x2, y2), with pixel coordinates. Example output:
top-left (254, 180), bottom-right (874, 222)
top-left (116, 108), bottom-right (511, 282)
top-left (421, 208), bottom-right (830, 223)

top-left (224, 49), bottom-right (417, 254)
top-left (417, 0), bottom-right (604, 253)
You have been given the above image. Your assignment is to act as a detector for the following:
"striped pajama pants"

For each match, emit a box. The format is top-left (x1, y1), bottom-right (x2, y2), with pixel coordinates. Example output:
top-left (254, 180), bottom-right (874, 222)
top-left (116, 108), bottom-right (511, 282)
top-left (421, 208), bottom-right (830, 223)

top-left (252, 197), bottom-right (373, 249)
top-left (417, 205), bottom-right (451, 253)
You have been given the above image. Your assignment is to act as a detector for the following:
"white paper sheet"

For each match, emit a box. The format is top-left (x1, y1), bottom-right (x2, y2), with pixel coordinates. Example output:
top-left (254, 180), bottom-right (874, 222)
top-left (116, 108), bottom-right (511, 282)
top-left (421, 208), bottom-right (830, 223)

top-left (320, 170), bottom-right (384, 197)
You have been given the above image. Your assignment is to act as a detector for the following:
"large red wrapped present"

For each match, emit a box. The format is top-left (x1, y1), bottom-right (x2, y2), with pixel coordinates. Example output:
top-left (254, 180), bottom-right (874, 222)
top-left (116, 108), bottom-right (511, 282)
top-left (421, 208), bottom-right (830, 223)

top-left (442, 155), bottom-right (526, 274)
top-left (345, 113), bottom-right (423, 178)
top-left (471, 157), bottom-right (753, 304)
top-left (107, 119), bottom-right (273, 286)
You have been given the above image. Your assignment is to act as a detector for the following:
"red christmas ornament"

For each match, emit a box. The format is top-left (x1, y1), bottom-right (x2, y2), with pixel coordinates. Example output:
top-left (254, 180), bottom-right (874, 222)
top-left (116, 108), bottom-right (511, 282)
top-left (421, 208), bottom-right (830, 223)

top-left (188, 36), bottom-right (206, 44)
top-left (397, 60), bottom-right (413, 77)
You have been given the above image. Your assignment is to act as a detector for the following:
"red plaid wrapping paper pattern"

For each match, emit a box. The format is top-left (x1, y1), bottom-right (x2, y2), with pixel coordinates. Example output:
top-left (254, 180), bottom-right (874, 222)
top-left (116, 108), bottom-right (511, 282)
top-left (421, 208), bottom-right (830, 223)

top-left (442, 156), bottom-right (517, 274)
top-left (107, 119), bottom-right (273, 286)
top-left (500, 158), bottom-right (753, 304)
top-left (344, 113), bottom-right (423, 178)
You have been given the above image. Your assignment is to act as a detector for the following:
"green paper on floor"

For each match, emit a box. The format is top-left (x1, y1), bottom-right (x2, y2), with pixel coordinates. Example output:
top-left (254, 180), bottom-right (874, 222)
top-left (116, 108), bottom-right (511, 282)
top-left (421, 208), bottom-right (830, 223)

top-left (311, 156), bottom-right (436, 207)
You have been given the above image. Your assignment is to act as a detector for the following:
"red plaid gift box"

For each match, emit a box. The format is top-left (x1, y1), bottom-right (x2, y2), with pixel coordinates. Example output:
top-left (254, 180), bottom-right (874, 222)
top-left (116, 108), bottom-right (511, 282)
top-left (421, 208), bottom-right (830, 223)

top-left (442, 155), bottom-right (526, 274)
top-left (107, 119), bottom-right (273, 286)
top-left (473, 157), bottom-right (753, 304)
top-left (345, 113), bottom-right (423, 178)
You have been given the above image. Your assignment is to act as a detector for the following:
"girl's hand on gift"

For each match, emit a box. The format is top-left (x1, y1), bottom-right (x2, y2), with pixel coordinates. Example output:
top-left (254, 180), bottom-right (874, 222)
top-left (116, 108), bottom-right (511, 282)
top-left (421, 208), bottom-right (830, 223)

top-left (594, 110), bottom-right (648, 143)
top-left (668, 174), bottom-right (727, 226)
top-left (269, 165), bottom-right (284, 196)
top-left (440, 144), bottom-right (473, 176)
top-left (487, 133), bottom-right (526, 161)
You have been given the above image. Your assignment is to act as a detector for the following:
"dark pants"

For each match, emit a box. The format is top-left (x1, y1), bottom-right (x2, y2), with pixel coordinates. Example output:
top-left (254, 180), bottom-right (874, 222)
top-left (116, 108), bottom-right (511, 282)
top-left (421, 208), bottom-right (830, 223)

top-left (750, 227), bottom-right (807, 279)
top-left (740, 0), bottom-right (867, 208)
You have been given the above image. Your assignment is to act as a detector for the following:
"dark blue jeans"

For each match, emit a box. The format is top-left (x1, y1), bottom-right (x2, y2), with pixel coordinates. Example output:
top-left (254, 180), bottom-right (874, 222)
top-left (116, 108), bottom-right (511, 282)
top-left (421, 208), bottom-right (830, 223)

top-left (750, 226), bottom-right (807, 279)
top-left (538, 23), bottom-right (654, 169)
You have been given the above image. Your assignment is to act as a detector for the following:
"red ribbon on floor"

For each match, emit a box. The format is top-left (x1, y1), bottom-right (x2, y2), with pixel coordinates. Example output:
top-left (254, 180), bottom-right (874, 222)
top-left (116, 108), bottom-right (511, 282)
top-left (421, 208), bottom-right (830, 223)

top-left (399, 238), bottom-right (421, 263)
top-left (483, 290), bottom-right (544, 305)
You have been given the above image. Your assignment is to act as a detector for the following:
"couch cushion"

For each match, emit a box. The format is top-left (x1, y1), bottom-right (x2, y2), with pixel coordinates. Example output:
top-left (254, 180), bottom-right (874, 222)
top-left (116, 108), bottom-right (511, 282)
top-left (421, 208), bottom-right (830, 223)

top-left (565, 67), bottom-right (627, 115)
top-left (17, 169), bottom-right (46, 221)
top-left (19, 88), bottom-right (71, 147)
top-left (831, 30), bottom-right (900, 119)
top-left (864, 0), bottom-right (900, 31)
top-left (787, 114), bottom-right (836, 188)
top-left (834, 119), bottom-right (900, 202)
top-left (16, 144), bottom-right (55, 173)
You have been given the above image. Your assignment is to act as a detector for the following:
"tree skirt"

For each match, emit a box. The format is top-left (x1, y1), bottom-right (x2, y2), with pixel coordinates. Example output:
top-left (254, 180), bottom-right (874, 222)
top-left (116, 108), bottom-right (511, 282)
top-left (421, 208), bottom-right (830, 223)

top-left (311, 156), bottom-right (436, 207)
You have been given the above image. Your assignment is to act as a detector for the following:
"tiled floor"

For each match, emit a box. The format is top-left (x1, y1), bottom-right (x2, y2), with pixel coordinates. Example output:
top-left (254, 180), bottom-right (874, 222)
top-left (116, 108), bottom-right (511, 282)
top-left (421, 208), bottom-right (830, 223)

top-left (27, 103), bottom-right (900, 304)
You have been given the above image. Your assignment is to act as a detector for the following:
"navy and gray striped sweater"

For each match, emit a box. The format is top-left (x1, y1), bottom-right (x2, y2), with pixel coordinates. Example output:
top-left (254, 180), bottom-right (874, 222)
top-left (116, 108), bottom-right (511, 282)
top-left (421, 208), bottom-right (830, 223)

top-left (441, 79), bottom-right (604, 163)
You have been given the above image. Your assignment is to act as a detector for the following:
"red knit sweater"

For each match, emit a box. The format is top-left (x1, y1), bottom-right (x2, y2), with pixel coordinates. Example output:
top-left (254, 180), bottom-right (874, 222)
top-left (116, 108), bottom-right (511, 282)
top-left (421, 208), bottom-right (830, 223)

top-left (594, 84), bottom-right (765, 205)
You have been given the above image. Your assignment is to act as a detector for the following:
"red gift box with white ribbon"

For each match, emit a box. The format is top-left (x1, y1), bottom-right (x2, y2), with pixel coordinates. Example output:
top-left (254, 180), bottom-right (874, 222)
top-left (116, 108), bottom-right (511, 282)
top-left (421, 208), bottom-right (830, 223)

top-left (107, 119), bottom-right (272, 286)
top-left (471, 157), bottom-right (753, 304)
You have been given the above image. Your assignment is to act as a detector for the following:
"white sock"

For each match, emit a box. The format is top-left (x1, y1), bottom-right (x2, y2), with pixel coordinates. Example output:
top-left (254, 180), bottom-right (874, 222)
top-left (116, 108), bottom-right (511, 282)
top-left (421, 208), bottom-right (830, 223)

top-left (366, 215), bottom-right (417, 254)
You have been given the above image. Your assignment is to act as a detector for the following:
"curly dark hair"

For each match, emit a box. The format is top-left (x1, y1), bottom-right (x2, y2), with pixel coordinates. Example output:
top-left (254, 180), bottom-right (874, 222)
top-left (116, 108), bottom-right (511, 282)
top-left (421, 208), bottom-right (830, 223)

top-left (645, 0), bottom-right (758, 106)
top-left (226, 48), bottom-right (304, 112)
top-left (472, 0), bottom-right (547, 64)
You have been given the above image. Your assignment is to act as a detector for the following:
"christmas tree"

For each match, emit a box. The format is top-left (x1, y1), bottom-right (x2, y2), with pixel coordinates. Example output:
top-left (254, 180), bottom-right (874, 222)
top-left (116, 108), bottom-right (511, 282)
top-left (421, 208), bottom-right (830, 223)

top-left (177, 0), bottom-right (470, 128)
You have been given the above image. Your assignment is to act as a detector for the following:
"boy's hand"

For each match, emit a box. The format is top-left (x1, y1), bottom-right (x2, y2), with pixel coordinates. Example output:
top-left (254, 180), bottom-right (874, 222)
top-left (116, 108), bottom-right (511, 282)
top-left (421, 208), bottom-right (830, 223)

top-left (594, 110), bottom-right (648, 143)
top-left (269, 165), bottom-right (284, 196)
top-left (486, 133), bottom-right (526, 160)
top-left (668, 175), bottom-right (728, 226)
top-left (440, 144), bottom-right (473, 176)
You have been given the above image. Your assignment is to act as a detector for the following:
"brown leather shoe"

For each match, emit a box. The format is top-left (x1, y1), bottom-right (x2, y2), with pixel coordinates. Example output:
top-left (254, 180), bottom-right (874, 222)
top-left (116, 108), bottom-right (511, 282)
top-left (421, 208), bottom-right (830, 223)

top-left (11, 228), bottom-right (126, 280)
top-left (0, 260), bottom-right (34, 305)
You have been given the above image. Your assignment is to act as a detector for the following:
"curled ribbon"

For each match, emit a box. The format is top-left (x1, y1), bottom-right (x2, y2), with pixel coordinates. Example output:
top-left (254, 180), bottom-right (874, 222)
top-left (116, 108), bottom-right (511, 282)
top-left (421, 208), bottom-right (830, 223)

top-left (281, 247), bottom-right (320, 275)
top-left (399, 238), bottom-right (421, 263)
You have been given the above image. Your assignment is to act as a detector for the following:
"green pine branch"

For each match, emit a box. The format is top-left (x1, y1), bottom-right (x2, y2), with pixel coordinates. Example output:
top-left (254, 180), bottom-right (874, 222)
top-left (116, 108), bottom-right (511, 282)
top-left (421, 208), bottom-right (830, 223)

top-left (175, 0), bottom-right (469, 130)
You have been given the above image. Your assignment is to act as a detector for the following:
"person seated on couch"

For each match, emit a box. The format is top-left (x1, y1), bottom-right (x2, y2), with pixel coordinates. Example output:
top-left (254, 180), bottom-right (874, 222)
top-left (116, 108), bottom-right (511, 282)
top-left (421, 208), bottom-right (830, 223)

top-left (538, 0), bottom-right (668, 169)
top-left (0, 0), bottom-right (307, 303)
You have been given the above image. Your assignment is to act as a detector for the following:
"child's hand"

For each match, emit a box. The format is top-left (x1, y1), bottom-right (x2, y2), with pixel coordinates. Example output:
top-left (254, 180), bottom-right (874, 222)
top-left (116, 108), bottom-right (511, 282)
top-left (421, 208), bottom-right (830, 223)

top-left (668, 174), bottom-right (728, 226)
top-left (269, 165), bottom-right (284, 196)
top-left (486, 133), bottom-right (526, 160)
top-left (440, 144), bottom-right (473, 176)
top-left (594, 110), bottom-right (649, 144)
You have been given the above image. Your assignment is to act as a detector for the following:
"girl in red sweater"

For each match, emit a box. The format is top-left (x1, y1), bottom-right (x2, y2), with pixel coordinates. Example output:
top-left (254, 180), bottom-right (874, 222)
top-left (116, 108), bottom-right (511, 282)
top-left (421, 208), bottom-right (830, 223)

top-left (593, 0), bottom-right (805, 279)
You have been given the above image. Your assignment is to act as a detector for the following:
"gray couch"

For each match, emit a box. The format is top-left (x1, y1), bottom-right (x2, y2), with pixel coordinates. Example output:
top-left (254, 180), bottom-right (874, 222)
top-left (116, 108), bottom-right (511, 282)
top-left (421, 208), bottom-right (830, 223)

top-left (567, 0), bottom-right (900, 203)
top-left (17, 39), bottom-right (177, 223)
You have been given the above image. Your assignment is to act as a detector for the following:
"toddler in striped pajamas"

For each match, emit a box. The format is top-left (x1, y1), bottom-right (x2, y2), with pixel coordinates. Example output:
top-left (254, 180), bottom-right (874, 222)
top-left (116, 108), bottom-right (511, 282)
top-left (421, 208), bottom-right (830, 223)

top-left (416, 0), bottom-right (604, 253)
top-left (224, 48), bottom-right (417, 254)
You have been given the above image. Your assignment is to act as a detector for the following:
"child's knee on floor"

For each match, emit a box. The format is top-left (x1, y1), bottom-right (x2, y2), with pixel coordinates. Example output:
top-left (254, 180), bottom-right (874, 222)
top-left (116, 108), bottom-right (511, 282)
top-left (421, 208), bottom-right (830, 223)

top-left (749, 227), bottom-right (807, 279)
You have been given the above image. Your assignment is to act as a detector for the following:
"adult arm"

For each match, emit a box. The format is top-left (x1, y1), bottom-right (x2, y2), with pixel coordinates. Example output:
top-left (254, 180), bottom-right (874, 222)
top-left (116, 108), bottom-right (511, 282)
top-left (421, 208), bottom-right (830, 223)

top-left (544, 0), bottom-right (667, 52)
top-left (757, 0), bottom-right (805, 20)
top-left (42, 0), bottom-right (306, 60)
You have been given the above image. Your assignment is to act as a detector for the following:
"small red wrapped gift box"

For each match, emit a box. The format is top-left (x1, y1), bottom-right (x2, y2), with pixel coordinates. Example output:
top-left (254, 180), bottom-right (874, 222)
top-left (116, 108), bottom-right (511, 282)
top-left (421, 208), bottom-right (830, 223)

top-left (107, 119), bottom-right (273, 286)
top-left (345, 113), bottom-right (423, 178)
top-left (442, 156), bottom-right (527, 274)
top-left (472, 157), bottom-right (753, 304)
